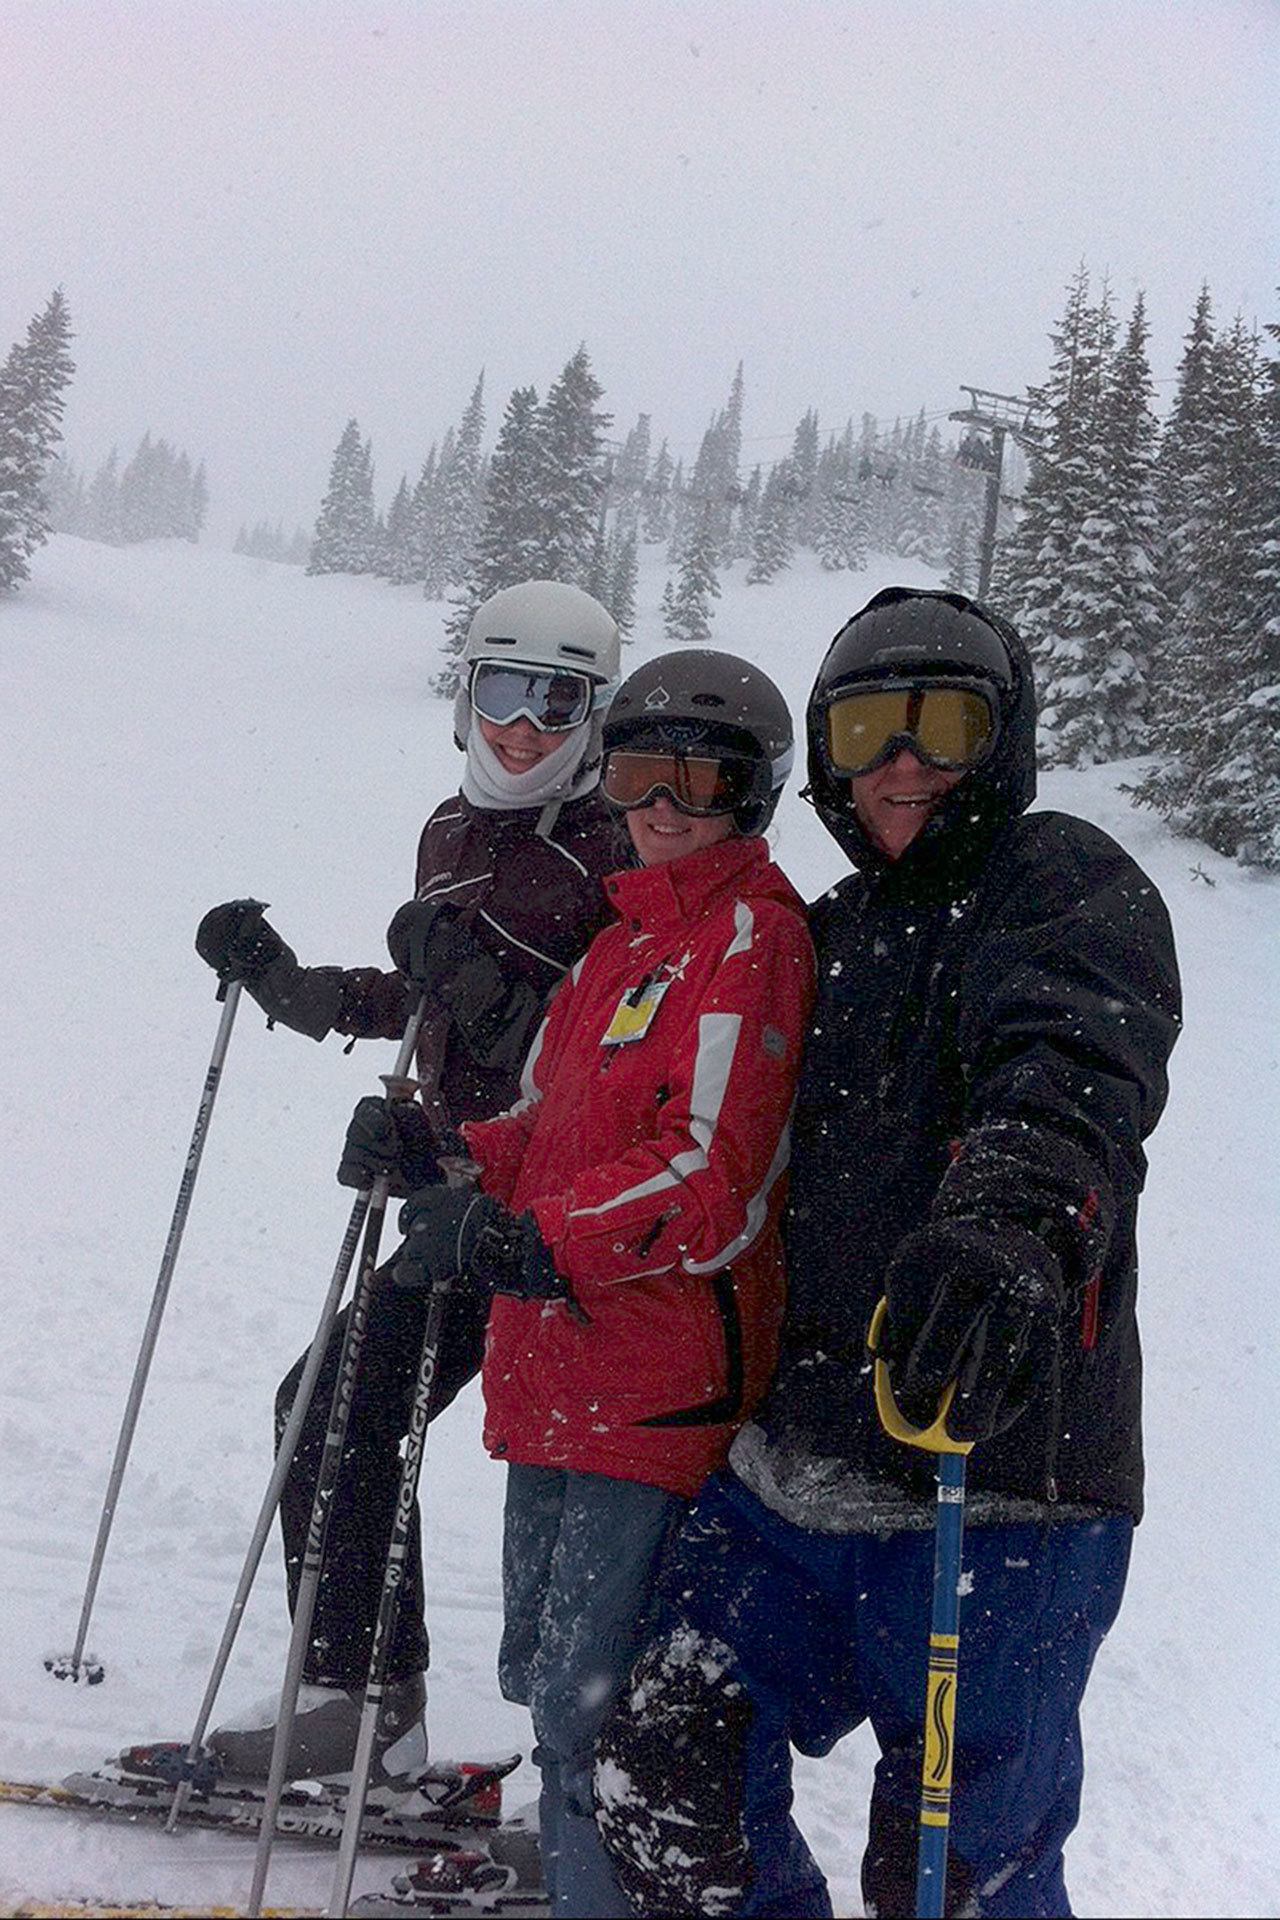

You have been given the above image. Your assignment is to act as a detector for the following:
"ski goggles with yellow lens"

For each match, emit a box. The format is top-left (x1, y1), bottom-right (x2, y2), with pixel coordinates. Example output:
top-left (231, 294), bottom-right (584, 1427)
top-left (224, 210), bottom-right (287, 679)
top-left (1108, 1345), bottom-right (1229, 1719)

top-left (822, 678), bottom-right (999, 776)
top-left (469, 660), bottom-right (597, 732)
top-left (602, 747), bottom-right (758, 817)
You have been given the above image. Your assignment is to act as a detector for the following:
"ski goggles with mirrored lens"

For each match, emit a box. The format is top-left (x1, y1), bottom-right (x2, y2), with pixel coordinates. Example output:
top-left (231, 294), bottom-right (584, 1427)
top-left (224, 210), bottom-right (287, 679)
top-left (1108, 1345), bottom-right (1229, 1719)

top-left (602, 748), bottom-right (758, 816)
top-left (469, 660), bottom-right (596, 732)
top-left (822, 679), bottom-right (999, 776)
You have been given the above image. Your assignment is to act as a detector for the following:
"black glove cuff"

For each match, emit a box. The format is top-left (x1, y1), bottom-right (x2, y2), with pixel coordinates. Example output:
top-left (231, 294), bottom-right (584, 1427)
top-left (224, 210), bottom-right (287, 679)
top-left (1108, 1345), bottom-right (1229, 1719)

top-left (251, 957), bottom-right (345, 1041)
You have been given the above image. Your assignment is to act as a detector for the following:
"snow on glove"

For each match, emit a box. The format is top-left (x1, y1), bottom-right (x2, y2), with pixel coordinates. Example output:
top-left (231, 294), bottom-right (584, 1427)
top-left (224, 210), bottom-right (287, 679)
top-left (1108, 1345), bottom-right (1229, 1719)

top-left (337, 1095), bottom-right (443, 1197)
top-left (393, 1187), bottom-right (565, 1301)
top-left (195, 899), bottom-right (345, 1041)
top-left (879, 1219), bottom-right (1064, 1443)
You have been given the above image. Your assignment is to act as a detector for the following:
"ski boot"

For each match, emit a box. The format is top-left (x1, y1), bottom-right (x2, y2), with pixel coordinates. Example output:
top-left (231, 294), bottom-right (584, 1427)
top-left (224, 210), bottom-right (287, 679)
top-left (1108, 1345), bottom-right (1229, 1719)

top-left (208, 1671), bottom-right (427, 1783)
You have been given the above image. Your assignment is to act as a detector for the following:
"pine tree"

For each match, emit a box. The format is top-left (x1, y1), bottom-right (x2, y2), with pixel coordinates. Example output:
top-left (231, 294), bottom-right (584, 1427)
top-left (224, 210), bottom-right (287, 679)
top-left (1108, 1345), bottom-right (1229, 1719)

top-left (378, 473), bottom-right (414, 580)
top-left (1038, 292), bottom-right (1165, 764)
top-left (429, 373), bottom-right (486, 595)
top-left (85, 447), bottom-right (121, 543)
top-left (991, 265), bottom-right (1113, 672)
top-left (0, 288), bottom-right (76, 591)
top-left (1156, 284), bottom-right (1217, 617)
top-left (642, 440), bottom-right (674, 543)
top-left (609, 526), bottom-right (639, 636)
top-left (746, 460), bottom-right (796, 584)
top-left (613, 413), bottom-right (652, 543)
top-left (662, 503), bottom-right (721, 643)
top-left (308, 418), bottom-right (377, 574)
top-left (527, 345), bottom-right (611, 584)
top-left (438, 383), bottom-right (545, 687)
top-left (1133, 311), bottom-right (1279, 863)
top-left (813, 425), bottom-right (869, 573)
top-left (789, 407), bottom-right (820, 546)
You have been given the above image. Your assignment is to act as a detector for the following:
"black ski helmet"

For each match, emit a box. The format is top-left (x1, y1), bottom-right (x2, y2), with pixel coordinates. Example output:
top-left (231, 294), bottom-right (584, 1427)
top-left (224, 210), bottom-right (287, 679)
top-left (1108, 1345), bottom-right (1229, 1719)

top-left (603, 648), bottom-right (795, 834)
top-left (807, 587), bottom-right (1033, 823)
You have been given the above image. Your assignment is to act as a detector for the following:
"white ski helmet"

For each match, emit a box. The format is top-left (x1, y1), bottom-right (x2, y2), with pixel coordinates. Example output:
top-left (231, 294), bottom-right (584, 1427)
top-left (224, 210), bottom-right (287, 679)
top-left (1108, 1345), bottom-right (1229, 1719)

top-left (463, 580), bottom-right (621, 684)
top-left (454, 579), bottom-right (621, 754)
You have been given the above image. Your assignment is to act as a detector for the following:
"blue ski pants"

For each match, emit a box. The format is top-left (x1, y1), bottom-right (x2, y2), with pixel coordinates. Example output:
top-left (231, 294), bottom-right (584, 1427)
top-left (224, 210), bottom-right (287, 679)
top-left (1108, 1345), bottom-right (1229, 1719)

top-left (498, 1464), bottom-right (685, 1920)
top-left (599, 1470), bottom-right (1132, 1918)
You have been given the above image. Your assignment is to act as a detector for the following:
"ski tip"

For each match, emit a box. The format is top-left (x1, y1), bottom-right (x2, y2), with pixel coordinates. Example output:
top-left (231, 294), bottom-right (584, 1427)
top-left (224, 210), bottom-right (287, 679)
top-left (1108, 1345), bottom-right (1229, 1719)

top-left (43, 1652), bottom-right (106, 1685)
top-left (8, 1906), bottom-right (316, 1918)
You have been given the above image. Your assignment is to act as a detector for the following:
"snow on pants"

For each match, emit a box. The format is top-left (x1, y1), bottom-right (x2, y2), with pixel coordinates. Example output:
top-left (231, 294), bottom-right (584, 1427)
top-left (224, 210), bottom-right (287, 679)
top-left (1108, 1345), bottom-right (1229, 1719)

top-left (499, 1464), bottom-right (685, 1920)
top-left (274, 1258), bottom-right (491, 1690)
top-left (596, 1470), bottom-right (1133, 1919)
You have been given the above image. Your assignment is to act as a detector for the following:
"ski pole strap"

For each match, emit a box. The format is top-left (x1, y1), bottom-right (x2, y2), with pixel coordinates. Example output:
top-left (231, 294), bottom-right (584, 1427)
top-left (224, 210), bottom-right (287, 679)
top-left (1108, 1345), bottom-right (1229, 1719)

top-left (866, 1299), bottom-right (973, 1458)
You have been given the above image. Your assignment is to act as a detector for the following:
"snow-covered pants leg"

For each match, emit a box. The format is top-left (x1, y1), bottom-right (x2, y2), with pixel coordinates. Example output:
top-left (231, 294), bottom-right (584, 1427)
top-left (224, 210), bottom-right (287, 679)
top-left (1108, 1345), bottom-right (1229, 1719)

top-left (597, 1471), bottom-right (1132, 1918)
top-left (499, 1464), bottom-right (684, 1920)
top-left (274, 1259), bottom-right (490, 1689)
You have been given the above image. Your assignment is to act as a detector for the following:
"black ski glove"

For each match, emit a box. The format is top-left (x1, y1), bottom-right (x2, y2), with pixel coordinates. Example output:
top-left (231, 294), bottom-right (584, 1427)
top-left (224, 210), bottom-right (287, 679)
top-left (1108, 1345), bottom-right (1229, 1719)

top-left (337, 1095), bottom-right (443, 1197)
top-left (387, 899), bottom-right (509, 1020)
top-left (393, 1186), bottom-right (565, 1301)
top-left (195, 900), bottom-right (345, 1042)
top-left (196, 899), bottom-right (284, 983)
top-left (877, 1220), bottom-right (1064, 1443)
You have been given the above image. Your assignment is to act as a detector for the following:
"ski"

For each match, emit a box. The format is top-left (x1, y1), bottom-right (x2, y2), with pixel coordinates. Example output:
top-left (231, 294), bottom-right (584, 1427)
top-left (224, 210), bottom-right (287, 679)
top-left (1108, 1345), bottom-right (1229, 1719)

top-left (353, 1828), bottom-right (548, 1916)
top-left (0, 1747), bottom-right (519, 1854)
top-left (3, 1831), bottom-right (546, 1919)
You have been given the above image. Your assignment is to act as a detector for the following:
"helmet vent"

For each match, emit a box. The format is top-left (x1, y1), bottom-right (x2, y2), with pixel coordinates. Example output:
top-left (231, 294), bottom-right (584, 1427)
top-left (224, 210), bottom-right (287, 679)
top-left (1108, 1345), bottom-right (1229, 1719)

top-left (558, 642), bottom-right (597, 662)
top-left (691, 692), bottom-right (725, 708)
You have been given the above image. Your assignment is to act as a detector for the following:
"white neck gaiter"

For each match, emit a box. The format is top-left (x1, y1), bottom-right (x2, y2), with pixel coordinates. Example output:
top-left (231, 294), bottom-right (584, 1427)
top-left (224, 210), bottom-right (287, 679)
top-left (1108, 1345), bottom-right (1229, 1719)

top-left (461, 720), bottom-right (599, 812)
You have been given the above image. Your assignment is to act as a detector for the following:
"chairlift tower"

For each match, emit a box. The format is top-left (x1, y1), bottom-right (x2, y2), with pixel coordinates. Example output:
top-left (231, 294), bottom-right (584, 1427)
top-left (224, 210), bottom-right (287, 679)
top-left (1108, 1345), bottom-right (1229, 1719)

top-left (948, 387), bottom-right (1040, 597)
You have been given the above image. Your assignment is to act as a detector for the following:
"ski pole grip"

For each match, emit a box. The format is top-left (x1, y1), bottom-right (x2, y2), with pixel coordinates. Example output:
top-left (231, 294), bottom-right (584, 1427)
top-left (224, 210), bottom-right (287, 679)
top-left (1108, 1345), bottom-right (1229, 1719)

top-left (867, 1299), bottom-right (973, 1458)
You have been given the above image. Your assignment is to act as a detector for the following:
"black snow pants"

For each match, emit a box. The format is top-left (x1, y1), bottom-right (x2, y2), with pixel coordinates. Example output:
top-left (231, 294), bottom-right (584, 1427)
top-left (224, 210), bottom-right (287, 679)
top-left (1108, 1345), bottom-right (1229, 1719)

top-left (274, 1259), bottom-right (491, 1690)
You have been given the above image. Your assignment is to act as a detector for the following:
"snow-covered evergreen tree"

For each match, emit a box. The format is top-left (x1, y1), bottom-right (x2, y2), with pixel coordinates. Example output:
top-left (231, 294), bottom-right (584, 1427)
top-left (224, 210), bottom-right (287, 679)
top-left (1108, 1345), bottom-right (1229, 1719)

top-left (642, 440), bottom-right (674, 543)
top-left (84, 447), bottom-right (122, 544)
top-left (1038, 292), bottom-right (1165, 764)
top-left (662, 502), bottom-right (720, 643)
top-left (427, 373), bottom-right (486, 596)
top-left (789, 406), bottom-right (820, 547)
top-left (609, 525), bottom-right (638, 636)
top-left (438, 384), bottom-right (545, 687)
top-left (813, 425), bottom-right (869, 573)
top-left (991, 265), bottom-right (1114, 669)
top-left (613, 413), bottom-right (652, 544)
top-left (308, 418), bottom-right (377, 574)
top-left (1156, 284), bottom-right (1217, 617)
top-left (377, 473), bottom-right (414, 581)
top-left (746, 460), bottom-right (796, 583)
top-left (0, 288), bottom-right (76, 591)
top-left (1134, 310), bottom-right (1280, 864)
top-left (527, 345), bottom-right (610, 584)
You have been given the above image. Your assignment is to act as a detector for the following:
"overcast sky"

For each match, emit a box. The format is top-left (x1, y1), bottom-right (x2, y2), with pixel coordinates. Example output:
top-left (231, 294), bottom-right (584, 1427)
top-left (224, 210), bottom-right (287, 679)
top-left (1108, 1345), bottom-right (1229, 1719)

top-left (2, 0), bottom-right (1276, 547)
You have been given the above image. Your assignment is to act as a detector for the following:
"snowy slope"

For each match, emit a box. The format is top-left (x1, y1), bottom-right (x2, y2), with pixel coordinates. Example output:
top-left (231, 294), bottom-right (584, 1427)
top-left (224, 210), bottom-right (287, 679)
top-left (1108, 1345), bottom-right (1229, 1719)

top-left (0, 535), bottom-right (1276, 1917)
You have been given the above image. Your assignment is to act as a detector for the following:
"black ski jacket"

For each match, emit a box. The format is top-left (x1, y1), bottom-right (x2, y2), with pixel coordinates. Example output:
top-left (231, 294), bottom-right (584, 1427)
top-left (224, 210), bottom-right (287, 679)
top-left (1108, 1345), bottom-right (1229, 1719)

top-left (762, 630), bottom-right (1181, 1522)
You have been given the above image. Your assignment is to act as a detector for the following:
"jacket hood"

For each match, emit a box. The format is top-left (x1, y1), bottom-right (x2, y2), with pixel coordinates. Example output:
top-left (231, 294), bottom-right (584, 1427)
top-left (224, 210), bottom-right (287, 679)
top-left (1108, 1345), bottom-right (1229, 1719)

top-left (804, 591), bottom-right (1039, 881)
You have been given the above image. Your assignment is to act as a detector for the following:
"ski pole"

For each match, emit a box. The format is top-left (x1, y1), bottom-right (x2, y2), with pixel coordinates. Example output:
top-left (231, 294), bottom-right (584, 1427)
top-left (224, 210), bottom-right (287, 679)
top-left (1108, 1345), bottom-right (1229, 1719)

top-left (47, 980), bottom-right (244, 1688)
top-left (868, 1299), bottom-right (975, 1920)
top-left (248, 999), bottom-right (428, 1920)
top-left (328, 1257), bottom-right (457, 1918)
top-left (163, 1184), bottom-right (371, 1834)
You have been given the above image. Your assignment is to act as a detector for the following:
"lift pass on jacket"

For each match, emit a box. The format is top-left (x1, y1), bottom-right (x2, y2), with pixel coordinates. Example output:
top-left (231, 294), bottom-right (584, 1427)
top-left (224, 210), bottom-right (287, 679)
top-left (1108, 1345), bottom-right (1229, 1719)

top-left (602, 971), bottom-right (673, 1047)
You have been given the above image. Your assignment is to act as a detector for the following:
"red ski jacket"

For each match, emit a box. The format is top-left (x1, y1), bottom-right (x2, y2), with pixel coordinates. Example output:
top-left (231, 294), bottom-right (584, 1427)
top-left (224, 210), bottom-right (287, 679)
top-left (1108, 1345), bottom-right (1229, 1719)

top-left (463, 835), bottom-right (816, 1498)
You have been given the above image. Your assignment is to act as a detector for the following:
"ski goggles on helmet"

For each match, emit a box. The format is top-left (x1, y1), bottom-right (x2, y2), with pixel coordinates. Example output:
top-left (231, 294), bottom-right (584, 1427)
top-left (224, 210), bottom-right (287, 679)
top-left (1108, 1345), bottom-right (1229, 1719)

top-left (821, 678), bottom-right (999, 777)
top-left (469, 660), bottom-right (596, 732)
top-left (602, 747), bottom-right (759, 817)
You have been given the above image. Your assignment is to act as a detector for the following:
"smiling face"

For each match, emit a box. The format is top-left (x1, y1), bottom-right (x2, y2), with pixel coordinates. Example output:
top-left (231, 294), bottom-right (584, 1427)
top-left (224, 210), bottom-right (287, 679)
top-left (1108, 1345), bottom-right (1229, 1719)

top-left (625, 793), bottom-right (737, 866)
top-left (477, 712), bottom-right (573, 775)
top-left (848, 746), bottom-right (965, 860)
